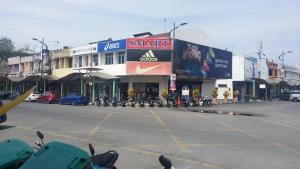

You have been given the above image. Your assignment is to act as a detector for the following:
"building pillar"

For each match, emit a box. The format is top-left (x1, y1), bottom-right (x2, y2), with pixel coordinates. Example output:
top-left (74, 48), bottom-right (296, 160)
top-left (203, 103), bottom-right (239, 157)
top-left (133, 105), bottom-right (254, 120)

top-left (252, 79), bottom-right (255, 98)
top-left (60, 82), bottom-right (64, 97)
top-left (83, 82), bottom-right (86, 96)
top-left (36, 79), bottom-right (39, 92)
top-left (10, 82), bottom-right (13, 93)
top-left (112, 79), bottom-right (116, 97)
top-left (92, 77), bottom-right (95, 102)
top-left (43, 79), bottom-right (46, 93)
top-left (80, 76), bottom-right (83, 95)
top-left (5, 81), bottom-right (8, 92)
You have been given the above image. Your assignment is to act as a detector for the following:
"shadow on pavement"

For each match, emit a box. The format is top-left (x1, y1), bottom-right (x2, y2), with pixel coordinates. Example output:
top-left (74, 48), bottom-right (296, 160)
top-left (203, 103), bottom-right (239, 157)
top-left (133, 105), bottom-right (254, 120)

top-left (0, 124), bottom-right (16, 130)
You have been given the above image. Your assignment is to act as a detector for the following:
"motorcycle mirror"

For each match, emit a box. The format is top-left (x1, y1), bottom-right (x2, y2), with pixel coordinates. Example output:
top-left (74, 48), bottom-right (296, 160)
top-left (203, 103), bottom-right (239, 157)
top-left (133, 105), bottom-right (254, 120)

top-left (89, 144), bottom-right (95, 157)
top-left (37, 131), bottom-right (44, 139)
top-left (159, 155), bottom-right (172, 169)
top-left (36, 131), bottom-right (45, 146)
top-left (35, 140), bottom-right (42, 148)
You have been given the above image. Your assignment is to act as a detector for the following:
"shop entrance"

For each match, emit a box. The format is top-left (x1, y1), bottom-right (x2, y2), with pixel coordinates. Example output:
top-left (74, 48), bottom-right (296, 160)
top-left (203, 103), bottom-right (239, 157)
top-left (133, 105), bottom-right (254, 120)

top-left (133, 83), bottom-right (159, 98)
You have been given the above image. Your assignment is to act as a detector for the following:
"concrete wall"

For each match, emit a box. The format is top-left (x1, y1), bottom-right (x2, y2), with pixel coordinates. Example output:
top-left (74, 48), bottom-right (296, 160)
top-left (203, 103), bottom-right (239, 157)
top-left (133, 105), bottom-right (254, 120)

top-left (98, 64), bottom-right (126, 76)
top-left (215, 79), bottom-right (233, 99)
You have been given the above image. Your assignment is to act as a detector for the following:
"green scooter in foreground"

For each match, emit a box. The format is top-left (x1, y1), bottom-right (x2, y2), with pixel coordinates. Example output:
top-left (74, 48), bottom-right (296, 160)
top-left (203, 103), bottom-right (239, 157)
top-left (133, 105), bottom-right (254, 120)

top-left (0, 131), bottom-right (118, 169)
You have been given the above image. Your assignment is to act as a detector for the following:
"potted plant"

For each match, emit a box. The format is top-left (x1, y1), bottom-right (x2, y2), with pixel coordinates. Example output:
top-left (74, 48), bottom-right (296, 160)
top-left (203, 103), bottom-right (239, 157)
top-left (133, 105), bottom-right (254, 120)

top-left (192, 89), bottom-right (200, 99)
top-left (128, 88), bottom-right (135, 98)
top-left (211, 87), bottom-right (218, 104)
top-left (223, 90), bottom-right (230, 104)
top-left (161, 89), bottom-right (168, 99)
top-left (233, 90), bottom-right (240, 103)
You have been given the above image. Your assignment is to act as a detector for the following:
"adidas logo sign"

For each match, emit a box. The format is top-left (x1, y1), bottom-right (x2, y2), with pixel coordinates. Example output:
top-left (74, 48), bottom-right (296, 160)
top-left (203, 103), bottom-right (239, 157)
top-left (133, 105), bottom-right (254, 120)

top-left (139, 50), bottom-right (158, 62)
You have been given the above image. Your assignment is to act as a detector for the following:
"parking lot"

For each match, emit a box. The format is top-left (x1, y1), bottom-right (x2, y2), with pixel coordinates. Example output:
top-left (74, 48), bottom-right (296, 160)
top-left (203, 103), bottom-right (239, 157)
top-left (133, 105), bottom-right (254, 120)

top-left (1, 101), bottom-right (300, 169)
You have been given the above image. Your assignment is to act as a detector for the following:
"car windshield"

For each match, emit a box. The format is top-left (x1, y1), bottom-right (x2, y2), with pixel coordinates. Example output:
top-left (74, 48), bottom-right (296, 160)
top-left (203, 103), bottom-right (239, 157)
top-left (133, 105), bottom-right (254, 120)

top-left (2, 1), bottom-right (300, 168)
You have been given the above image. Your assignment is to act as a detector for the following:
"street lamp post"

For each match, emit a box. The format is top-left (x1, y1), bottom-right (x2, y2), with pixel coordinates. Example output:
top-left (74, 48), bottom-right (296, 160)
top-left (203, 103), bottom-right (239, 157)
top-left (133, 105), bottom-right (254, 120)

top-left (32, 38), bottom-right (49, 93)
top-left (169, 22), bottom-right (187, 91)
top-left (278, 50), bottom-right (292, 69)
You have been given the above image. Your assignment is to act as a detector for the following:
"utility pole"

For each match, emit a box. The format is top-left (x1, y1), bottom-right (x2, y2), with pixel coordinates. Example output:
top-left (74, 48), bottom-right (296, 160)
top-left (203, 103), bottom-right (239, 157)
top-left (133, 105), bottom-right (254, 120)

top-left (163, 18), bottom-right (167, 33)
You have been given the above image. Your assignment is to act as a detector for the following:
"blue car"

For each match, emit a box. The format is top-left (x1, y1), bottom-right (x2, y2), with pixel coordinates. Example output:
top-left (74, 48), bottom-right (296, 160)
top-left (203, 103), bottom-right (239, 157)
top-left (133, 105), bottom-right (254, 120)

top-left (59, 93), bottom-right (89, 105)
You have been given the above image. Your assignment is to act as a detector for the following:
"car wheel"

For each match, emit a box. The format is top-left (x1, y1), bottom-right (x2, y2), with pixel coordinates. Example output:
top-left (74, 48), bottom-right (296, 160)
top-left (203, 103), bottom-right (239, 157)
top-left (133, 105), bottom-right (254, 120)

top-left (292, 98), bottom-right (298, 102)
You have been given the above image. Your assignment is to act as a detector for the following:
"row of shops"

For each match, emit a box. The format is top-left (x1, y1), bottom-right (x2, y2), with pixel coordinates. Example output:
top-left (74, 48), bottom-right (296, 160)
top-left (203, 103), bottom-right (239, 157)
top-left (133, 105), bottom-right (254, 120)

top-left (1, 34), bottom-right (233, 101)
top-left (216, 55), bottom-right (300, 100)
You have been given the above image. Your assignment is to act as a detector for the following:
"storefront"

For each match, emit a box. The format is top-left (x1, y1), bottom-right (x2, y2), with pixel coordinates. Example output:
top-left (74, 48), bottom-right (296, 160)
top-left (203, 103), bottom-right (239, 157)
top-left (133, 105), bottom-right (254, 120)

top-left (125, 38), bottom-right (172, 98)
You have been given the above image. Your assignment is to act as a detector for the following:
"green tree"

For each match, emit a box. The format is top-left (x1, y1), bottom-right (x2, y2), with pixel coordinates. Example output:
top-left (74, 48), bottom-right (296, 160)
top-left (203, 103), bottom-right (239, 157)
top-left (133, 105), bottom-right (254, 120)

top-left (0, 37), bottom-right (15, 59)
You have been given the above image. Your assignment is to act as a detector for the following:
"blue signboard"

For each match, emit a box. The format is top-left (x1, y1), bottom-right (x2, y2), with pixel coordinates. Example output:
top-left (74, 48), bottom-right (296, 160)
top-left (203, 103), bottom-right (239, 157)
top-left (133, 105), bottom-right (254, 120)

top-left (98, 39), bottom-right (126, 52)
top-left (174, 39), bottom-right (232, 79)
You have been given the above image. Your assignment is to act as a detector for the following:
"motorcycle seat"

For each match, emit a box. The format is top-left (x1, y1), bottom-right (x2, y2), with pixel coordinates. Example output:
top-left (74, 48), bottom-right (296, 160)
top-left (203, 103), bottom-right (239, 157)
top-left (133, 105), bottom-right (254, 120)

top-left (93, 150), bottom-right (118, 168)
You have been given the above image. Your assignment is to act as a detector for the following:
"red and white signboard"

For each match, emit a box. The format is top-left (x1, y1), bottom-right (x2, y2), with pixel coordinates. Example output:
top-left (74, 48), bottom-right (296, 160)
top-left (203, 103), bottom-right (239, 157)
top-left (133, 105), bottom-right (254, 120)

top-left (126, 38), bottom-right (171, 50)
top-left (126, 61), bottom-right (171, 75)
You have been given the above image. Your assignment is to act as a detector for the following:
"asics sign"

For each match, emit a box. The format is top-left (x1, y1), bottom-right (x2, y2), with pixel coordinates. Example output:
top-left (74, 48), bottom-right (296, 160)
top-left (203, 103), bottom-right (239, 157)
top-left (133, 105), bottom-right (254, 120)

top-left (98, 39), bottom-right (126, 52)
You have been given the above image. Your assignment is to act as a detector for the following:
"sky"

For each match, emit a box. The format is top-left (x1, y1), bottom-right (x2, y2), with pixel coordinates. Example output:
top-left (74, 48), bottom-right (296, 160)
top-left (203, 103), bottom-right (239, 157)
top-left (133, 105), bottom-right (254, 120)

top-left (1, 0), bottom-right (299, 66)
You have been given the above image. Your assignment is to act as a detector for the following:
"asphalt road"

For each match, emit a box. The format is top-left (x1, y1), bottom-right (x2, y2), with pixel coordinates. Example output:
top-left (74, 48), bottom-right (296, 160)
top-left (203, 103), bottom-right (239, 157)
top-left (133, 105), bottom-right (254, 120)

top-left (1, 101), bottom-right (300, 169)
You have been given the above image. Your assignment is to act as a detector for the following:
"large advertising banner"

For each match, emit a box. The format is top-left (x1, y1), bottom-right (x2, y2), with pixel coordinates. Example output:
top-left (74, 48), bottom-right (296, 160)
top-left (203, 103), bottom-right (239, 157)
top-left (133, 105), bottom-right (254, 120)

top-left (126, 62), bottom-right (171, 75)
top-left (126, 49), bottom-right (171, 75)
top-left (174, 40), bottom-right (232, 79)
top-left (127, 49), bottom-right (171, 61)
top-left (98, 39), bottom-right (126, 52)
top-left (245, 56), bottom-right (259, 80)
top-left (126, 38), bottom-right (171, 50)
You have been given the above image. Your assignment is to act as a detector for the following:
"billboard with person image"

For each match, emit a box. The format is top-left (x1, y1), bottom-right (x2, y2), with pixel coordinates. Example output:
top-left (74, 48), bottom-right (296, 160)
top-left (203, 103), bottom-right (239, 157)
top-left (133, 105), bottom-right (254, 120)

top-left (174, 39), bottom-right (232, 79)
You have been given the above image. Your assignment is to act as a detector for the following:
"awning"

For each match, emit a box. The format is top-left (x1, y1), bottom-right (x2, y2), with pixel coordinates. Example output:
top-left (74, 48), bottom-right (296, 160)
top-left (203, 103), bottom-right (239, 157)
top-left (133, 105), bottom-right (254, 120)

top-left (251, 78), bottom-right (270, 85)
top-left (93, 72), bottom-right (119, 80)
top-left (279, 80), bottom-right (300, 87)
top-left (0, 76), bottom-right (10, 82)
top-left (21, 74), bottom-right (58, 82)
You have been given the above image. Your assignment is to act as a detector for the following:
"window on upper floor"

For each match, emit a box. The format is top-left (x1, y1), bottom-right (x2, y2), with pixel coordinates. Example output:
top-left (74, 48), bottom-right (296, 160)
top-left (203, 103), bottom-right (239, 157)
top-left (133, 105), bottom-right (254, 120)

top-left (105, 53), bottom-right (113, 65)
top-left (78, 56), bottom-right (82, 67)
top-left (55, 59), bottom-right (59, 69)
top-left (93, 54), bottom-right (98, 66)
top-left (68, 58), bottom-right (72, 68)
top-left (268, 68), bottom-right (272, 76)
top-left (118, 51), bottom-right (125, 64)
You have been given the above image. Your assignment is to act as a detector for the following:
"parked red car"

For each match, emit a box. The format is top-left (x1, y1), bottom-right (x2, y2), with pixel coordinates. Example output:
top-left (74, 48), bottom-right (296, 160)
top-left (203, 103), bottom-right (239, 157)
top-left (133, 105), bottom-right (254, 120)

top-left (38, 91), bottom-right (59, 104)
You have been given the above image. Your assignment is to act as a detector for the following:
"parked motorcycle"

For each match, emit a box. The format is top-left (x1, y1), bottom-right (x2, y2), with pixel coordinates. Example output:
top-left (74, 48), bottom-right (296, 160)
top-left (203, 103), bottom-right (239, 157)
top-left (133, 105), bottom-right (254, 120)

top-left (103, 95), bottom-right (110, 107)
top-left (111, 95), bottom-right (117, 107)
top-left (148, 95), bottom-right (154, 107)
top-left (156, 97), bottom-right (163, 107)
top-left (120, 94), bottom-right (126, 107)
top-left (167, 96), bottom-right (177, 107)
top-left (139, 95), bottom-right (145, 107)
top-left (182, 95), bottom-right (190, 107)
top-left (128, 97), bottom-right (136, 107)
top-left (189, 96), bottom-right (199, 107)
top-left (95, 94), bottom-right (104, 107)
top-left (199, 96), bottom-right (212, 107)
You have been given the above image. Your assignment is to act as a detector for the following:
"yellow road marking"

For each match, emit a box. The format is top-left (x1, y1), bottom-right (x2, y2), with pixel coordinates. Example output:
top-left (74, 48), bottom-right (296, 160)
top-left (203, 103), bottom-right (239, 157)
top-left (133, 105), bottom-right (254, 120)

top-left (29, 117), bottom-right (51, 129)
top-left (257, 118), bottom-right (300, 131)
top-left (192, 112), bottom-right (300, 155)
top-left (88, 112), bottom-right (113, 137)
top-left (9, 123), bottom-right (224, 169)
top-left (149, 110), bottom-right (188, 152)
